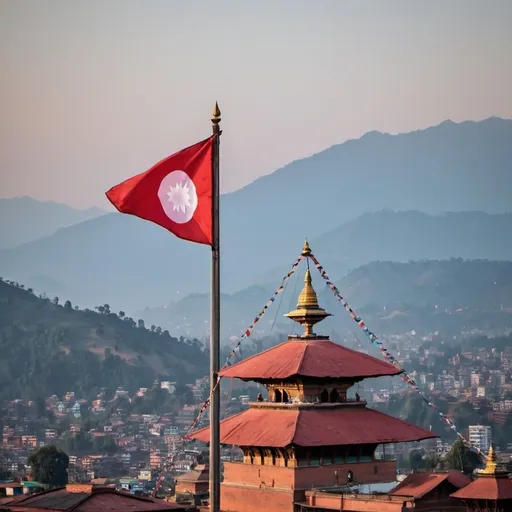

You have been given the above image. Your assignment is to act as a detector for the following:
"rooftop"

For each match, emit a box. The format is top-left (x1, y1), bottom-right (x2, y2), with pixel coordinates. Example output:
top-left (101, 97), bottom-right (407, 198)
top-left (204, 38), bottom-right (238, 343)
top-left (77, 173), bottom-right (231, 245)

top-left (451, 446), bottom-right (512, 501)
top-left (1, 485), bottom-right (192, 512)
top-left (190, 406), bottom-right (437, 447)
top-left (219, 339), bottom-right (402, 381)
top-left (389, 471), bottom-right (471, 499)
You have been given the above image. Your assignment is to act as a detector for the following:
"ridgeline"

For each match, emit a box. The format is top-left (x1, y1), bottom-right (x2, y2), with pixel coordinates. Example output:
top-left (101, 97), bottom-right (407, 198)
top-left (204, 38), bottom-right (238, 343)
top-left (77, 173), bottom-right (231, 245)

top-left (0, 278), bottom-right (208, 402)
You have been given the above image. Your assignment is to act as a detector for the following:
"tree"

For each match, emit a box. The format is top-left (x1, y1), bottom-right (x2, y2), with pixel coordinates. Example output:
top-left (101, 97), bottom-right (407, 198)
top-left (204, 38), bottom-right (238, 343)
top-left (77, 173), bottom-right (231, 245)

top-left (64, 300), bottom-right (72, 309)
top-left (408, 450), bottom-right (425, 471)
top-left (53, 297), bottom-right (59, 305)
top-left (444, 439), bottom-right (482, 474)
top-left (27, 445), bottom-right (69, 487)
top-left (118, 311), bottom-right (125, 319)
top-left (137, 319), bottom-right (145, 329)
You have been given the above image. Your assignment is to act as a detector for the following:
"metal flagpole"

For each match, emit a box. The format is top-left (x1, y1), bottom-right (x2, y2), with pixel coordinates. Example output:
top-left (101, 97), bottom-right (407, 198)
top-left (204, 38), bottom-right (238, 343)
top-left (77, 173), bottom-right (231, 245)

top-left (210, 102), bottom-right (221, 512)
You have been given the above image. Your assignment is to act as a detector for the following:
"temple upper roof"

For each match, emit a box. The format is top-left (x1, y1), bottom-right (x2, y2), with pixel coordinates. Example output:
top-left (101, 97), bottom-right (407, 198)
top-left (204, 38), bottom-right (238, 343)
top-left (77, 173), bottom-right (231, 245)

top-left (218, 339), bottom-right (402, 381)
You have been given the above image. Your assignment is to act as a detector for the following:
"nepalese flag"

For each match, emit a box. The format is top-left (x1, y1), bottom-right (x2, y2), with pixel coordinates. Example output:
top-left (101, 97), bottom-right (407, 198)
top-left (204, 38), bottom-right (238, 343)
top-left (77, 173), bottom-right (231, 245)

top-left (106, 135), bottom-right (215, 245)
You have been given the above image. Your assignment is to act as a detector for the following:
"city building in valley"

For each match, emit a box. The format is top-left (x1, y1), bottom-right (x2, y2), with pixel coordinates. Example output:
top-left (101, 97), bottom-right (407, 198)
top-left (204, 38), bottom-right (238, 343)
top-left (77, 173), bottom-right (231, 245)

top-left (468, 425), bottom-right (492, 454)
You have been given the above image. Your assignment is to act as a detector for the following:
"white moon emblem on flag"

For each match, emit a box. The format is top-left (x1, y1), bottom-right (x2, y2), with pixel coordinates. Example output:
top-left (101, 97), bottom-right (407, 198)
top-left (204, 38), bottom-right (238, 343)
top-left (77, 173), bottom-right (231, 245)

top-left (158, 170), bottom-right (198, 224)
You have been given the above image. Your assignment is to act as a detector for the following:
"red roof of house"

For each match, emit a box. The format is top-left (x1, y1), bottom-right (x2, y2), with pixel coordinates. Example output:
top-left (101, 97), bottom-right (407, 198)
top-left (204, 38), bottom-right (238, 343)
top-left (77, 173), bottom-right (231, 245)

top-left (389, 471), bottom-right (471, 498)
top-left (219, 339), bottom-right (402, 380)
top-left (189, 406), bottom-right (437, 447)
top-left (4, 486), bottom-right (190, 511)
top-left (451, 475), bottom-right (512, 500)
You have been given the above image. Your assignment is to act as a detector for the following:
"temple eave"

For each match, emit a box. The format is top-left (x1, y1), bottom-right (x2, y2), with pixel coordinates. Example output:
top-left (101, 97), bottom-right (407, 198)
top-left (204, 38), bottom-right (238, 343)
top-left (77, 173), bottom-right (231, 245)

top-left (188, 406), bottom-right (438, 448)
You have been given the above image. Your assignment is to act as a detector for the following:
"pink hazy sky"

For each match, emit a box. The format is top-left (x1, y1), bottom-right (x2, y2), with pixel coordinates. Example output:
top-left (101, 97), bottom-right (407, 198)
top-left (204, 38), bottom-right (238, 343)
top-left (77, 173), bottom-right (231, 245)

top-left (1, 0), bottom-right (511, 209)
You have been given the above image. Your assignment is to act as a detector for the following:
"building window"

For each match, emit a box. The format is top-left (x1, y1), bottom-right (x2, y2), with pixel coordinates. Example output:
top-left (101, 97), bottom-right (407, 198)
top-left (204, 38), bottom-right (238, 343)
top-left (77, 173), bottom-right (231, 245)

top-left (330, 389), bottom-right (339, 403)
top-left (282, 390), bottom-right (289, 402)
top-left (320, 389), bottom-right (329, 403)
top-left (275, 389), bottom-right (282, 403)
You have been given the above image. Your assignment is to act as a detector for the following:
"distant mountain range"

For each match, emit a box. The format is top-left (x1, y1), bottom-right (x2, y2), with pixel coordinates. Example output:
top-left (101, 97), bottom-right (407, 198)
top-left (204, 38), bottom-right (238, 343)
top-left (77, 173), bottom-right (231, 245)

top-left (1, 117), bottom-right (512, 311)
top-left (0, 278), bottom-right (208, 401)
top-left (0, 196), bottom-right (105, 249)
top-left (139, 259), bottom-right (512, 340)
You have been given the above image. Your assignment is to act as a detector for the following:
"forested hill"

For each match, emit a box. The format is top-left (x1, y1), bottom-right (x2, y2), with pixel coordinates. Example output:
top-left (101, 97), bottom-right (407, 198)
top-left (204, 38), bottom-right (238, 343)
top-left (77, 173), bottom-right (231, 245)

top-left (0, 279), bottom-right (208, 401)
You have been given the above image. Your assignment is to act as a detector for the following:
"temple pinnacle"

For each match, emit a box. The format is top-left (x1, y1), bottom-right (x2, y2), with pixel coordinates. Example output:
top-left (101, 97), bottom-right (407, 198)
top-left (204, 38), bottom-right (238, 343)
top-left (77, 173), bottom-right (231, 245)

top-left (302, 239), bottom-right (311, 257)
top-left (285, 245), bottom-right (331, 338)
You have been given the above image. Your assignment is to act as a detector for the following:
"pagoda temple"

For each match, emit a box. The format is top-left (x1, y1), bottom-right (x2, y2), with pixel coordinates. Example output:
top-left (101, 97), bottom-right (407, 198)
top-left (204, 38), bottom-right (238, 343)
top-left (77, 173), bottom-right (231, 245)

top-left (190, 242), bottom-right (438, 512)
top-left (451, 445), bottom-right (512, 511)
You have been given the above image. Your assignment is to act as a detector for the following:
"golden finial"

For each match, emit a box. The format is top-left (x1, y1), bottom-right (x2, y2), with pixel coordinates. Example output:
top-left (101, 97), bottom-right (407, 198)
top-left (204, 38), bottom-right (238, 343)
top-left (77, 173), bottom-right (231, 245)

top-left (481, 445), bottom-right (498, 475)
top-left (212, 102), bottom-right (221, 124)
top-left (285, 267), bottom-right (331, 338)
top-left (297, 269), bottom-right (319, 309)
top-left (302, 239), bottom-right (311, 257)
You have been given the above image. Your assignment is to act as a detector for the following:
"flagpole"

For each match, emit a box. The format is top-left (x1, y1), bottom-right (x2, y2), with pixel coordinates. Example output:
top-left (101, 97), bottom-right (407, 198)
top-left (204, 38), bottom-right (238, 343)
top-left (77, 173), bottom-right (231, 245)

top-left (210, 102), bottom-right (221, 512)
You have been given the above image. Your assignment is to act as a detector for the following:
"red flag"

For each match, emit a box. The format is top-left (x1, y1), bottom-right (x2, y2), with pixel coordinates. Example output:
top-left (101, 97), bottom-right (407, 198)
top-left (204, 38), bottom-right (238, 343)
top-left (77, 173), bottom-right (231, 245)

top-left (106, 136), bottom-right (215, 245)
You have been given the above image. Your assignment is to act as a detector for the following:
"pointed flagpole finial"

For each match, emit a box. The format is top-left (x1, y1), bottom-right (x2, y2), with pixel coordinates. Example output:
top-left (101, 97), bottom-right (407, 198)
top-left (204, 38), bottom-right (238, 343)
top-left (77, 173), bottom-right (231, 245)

top-left (212, 102), bottom-right (221, 133)
top-left (302, 239), bottom-right (311, 257)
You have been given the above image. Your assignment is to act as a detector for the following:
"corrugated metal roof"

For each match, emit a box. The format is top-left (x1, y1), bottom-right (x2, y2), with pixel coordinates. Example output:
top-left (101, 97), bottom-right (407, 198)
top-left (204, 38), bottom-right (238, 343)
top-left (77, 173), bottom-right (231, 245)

top-left (10, 488), bottom-right (189, 511)
top-left (219, 339), bottom-right (402, 380)
top-left (389, 471), bottom-right (471, 498)
top-left (190, 406), bottom-right (437, 447)
top-left (15, 489), bottom-right (88, 509)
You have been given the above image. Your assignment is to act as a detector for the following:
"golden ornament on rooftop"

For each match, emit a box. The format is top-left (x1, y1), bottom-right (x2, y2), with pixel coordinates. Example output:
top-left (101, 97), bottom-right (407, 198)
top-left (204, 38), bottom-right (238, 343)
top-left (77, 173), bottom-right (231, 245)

top-left (285, 251), bottom-right (331, 338)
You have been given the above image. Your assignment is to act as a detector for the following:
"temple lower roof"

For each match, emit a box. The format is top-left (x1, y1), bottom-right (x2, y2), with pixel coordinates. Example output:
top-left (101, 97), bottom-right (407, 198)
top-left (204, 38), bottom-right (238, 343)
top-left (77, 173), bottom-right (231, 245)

top-left (189, 406), bottom-right (437, 447)
top-left (450, 477), bottom-right (512, 501)
top-left (218, 339), bottom-right (402, 381)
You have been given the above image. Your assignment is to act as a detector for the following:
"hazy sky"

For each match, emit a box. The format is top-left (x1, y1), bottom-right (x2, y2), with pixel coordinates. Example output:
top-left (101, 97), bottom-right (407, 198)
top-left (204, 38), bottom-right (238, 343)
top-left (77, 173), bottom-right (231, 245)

top-left (1, 0), bottom-right (511, 209)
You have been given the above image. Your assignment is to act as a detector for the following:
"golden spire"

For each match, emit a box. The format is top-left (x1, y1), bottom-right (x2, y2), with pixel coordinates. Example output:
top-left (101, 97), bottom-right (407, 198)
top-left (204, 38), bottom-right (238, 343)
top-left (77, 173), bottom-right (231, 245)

top-left (285, 242), bottom-right (331, 337)
top-left (480, 445), bottom-right (498, 475)
top-left (297, 269), bottom-right (319, 309)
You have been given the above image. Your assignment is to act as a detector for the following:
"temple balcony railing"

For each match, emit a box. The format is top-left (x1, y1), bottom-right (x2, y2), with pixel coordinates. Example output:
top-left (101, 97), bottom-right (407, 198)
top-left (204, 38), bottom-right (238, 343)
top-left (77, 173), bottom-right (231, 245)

top-left (248, 399), bottom-right (368, 410)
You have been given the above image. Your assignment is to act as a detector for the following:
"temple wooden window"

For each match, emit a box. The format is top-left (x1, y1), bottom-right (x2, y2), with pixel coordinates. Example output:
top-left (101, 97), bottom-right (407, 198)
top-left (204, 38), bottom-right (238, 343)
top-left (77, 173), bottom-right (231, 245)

top-left (320, 389), bottom-right (329, 403)
top-left (360, 445), bottom-right (372, 463)
top-left (309, 447), bottom-right (321, 466)
top-left (275, 389), bottom-right (282, 403)
top-left (329, 389), bottom-right (339, 403)
top-left (282, 390), bottom-right (289, 402)
top-left (347, 447), bottom-right (358, 463)
top-left (334, 446), bottom-right (345, 464)
top-left (322, 447), bottom-right (333, 465)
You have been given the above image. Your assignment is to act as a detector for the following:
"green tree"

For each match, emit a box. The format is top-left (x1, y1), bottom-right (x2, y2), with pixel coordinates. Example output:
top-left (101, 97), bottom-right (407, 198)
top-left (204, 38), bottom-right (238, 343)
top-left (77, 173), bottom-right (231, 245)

top-left (408, 450), bottom-right (425, 471)
top-left (27, 445), bottom-right (69, 487)
top-left (444, 439), bottom-right (482, 474)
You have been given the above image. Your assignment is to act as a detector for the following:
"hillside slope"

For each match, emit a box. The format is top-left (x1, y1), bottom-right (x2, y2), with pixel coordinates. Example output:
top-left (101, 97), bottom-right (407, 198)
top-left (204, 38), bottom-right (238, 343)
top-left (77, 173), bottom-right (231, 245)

top-left (0, 196), bottom-right (105, 249)
top-left (1, 118), bottom-right (511, 309)
top-left (0, 279), bottom-right (208, 401)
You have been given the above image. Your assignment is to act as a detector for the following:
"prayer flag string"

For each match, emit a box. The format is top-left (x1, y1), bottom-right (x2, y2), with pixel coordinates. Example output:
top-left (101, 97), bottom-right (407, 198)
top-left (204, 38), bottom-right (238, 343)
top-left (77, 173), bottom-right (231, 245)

top-left (184, 255), bottom-right (305, 437)
top-left (308, 253), bottom-right (486, 460)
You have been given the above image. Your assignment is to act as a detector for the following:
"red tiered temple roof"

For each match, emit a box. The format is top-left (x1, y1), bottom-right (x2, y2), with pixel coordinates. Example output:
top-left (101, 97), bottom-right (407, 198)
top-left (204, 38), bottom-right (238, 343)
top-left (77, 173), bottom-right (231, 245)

top-left (450, 447), bottom-right (512, 501)
top-left (451, 477), bottom-right (512, 500)
top-left (219, 339), bottom-right (402, 381)
top-left (190, 406), bottom-right (437, 447)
